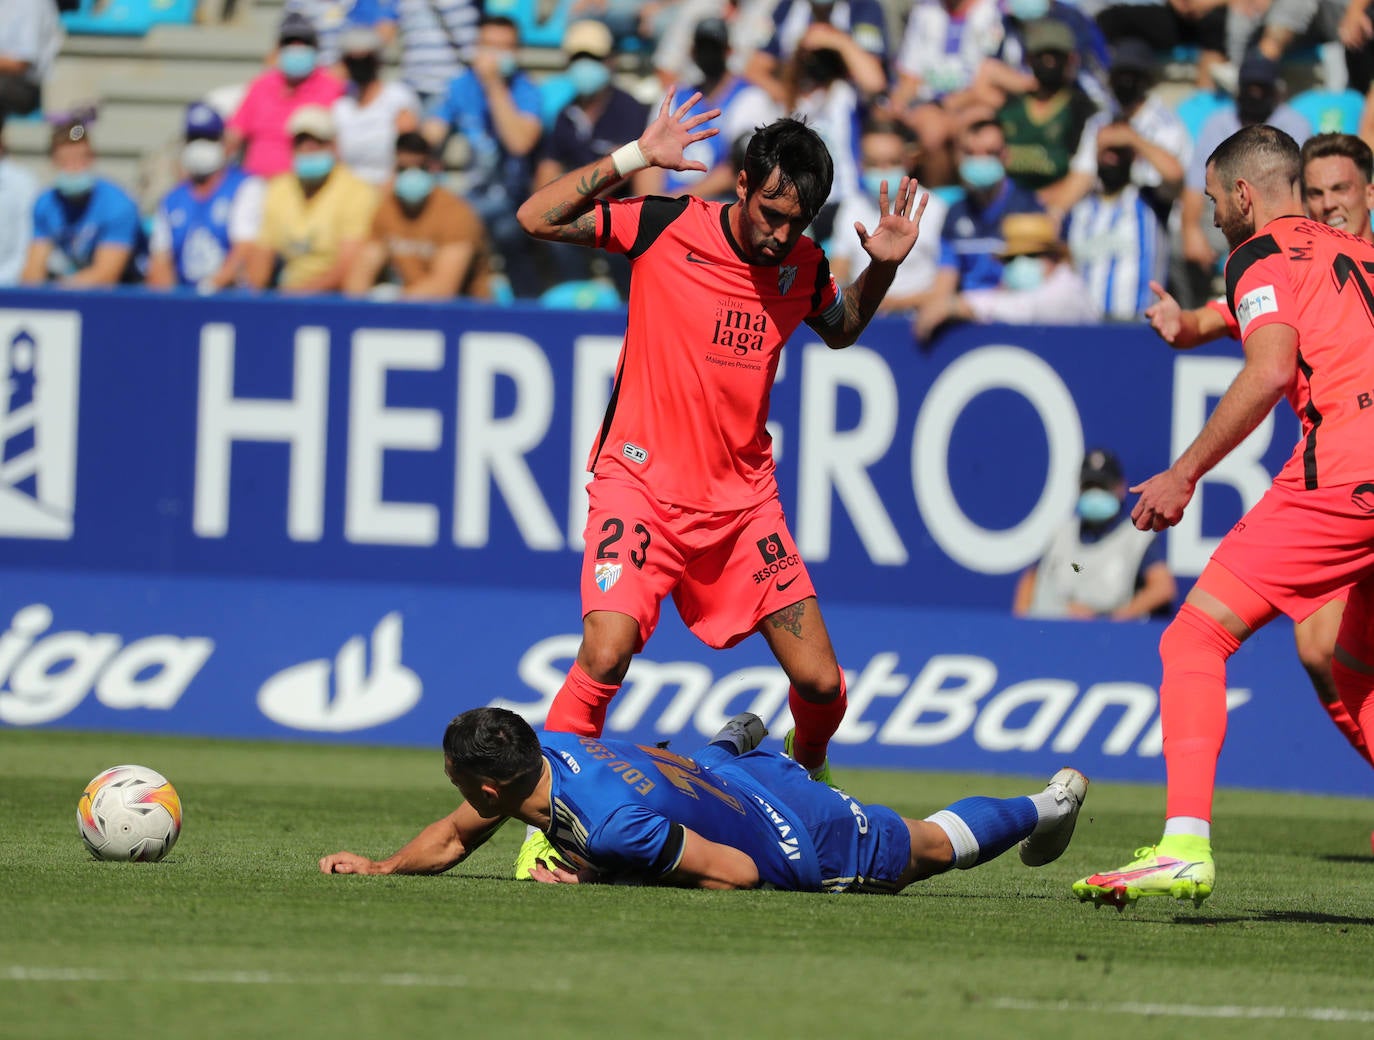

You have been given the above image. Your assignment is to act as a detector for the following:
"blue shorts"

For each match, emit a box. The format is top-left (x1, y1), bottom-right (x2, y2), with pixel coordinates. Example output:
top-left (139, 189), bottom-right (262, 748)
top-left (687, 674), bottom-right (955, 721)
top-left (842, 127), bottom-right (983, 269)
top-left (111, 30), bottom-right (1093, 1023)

top-left (707, 747), bottom-right (912, 893)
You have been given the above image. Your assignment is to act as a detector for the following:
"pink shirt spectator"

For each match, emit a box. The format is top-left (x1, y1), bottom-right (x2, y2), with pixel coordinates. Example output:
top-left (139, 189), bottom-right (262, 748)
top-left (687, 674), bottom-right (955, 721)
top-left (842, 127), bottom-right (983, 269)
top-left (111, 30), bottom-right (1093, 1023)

top-left (228, 68), bottom-right (345, 177)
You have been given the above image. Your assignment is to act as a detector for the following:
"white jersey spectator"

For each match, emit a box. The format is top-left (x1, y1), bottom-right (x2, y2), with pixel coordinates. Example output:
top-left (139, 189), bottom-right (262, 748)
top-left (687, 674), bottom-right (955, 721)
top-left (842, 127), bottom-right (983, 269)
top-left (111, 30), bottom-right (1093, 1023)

top-left (333, 26), bottom-right (421, 184)
top-left (895, 0), bottom-right (1006, 103)
top-left (1070, 100), bottom-right (1191, 195)
top-left (0, 0), bottom-right (63, 116)
top-left (0, 118), bottom-right (37, 285)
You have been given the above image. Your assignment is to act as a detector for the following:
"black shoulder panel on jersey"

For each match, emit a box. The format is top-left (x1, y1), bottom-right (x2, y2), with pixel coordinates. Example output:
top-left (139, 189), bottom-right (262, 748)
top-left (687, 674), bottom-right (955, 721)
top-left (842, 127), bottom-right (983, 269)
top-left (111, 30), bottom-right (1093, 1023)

top-left (650, 823), bottom-right (687, 877)
top-left (627, 195), bottom-right (692, 260)
top-left (1225, 234), bottom-right (1282, 315)
top-left (596, 199), bottom-right (612, 249)
top-left (810, 253), bottom-right (832, 315)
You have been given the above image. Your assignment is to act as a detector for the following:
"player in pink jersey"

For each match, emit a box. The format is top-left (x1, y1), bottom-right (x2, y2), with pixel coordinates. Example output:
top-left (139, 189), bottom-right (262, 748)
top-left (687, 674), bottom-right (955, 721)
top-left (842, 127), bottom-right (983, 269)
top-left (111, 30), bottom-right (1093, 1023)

top-left (511, 93), bottom-right (928, 877)
top-left (1076, 125), bottom-right (1374, 910)
top-left (1142, 133), bottom-right (1374, 777)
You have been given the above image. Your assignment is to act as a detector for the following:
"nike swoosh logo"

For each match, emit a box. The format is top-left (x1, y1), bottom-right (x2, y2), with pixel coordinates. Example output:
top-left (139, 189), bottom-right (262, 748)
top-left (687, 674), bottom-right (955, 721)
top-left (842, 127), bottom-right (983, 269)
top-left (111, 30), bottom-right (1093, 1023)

top-left (685, 251), bottom-right (715, 265)
top-left (776, 575), bottom-right (799, 592)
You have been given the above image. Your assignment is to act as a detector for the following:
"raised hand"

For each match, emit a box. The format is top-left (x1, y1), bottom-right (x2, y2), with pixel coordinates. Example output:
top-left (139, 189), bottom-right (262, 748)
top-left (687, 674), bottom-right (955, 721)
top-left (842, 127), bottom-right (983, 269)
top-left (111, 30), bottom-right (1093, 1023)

top-left (1144, 280), bottom-right (1183, 343)
top-left (639, 90), bottom-right (721, 173)
top-left (855, 176), bottom-right (929, 267)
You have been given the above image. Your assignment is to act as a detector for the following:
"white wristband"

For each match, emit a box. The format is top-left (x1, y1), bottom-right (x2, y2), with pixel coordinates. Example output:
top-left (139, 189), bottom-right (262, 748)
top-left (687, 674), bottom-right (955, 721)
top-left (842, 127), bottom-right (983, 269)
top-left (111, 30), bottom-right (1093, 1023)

top-left (611, 141), bottom-right (648, 177)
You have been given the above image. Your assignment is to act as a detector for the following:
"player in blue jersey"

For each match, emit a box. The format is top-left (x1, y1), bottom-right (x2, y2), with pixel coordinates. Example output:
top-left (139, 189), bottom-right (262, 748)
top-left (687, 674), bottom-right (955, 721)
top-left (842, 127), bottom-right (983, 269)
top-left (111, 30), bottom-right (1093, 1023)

top-left (320, 707), bottom-right (1089, 892)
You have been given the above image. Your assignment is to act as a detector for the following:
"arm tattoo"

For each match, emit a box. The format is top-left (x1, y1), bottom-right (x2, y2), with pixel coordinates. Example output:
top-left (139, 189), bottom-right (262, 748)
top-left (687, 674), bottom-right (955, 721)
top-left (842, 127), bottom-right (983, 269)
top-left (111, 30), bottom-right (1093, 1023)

top-left (540, 164), bottom-right (622, 243)
top-left (547, 209), bottom-right (598, 243)
top-left (767, 600), bottom-right (806, 639)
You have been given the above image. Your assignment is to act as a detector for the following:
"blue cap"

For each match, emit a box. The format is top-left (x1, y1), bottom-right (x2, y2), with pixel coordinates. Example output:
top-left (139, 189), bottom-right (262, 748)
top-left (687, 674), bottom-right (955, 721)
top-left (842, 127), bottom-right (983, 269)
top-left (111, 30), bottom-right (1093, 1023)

top-left (185, 102), bottom-right (224, 140)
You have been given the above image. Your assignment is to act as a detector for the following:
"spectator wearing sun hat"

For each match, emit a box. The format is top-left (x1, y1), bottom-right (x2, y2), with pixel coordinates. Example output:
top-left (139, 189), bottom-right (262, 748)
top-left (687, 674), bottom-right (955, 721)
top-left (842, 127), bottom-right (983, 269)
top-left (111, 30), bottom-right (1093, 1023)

top-left (147, 102), bottom-right (266, 292)
top-left (225, 11), bottom-right (347, 178)
top-left (914, 211), bottom-right (1099, 342)
top-left (247, 104), bottom-right (377, 292)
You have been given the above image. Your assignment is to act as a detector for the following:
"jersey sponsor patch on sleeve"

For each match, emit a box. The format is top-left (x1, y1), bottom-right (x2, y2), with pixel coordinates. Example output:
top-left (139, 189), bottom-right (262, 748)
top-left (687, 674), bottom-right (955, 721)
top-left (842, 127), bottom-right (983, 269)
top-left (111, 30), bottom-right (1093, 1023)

top-left (1236, 283), bottom-right (1278, 335)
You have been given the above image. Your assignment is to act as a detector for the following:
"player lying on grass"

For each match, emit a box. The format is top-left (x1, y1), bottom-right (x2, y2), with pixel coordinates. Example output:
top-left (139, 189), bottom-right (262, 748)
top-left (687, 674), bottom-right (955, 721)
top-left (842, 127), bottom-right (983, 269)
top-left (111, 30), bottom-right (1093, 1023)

top-left (320, 707), bottom-right (1088, 892)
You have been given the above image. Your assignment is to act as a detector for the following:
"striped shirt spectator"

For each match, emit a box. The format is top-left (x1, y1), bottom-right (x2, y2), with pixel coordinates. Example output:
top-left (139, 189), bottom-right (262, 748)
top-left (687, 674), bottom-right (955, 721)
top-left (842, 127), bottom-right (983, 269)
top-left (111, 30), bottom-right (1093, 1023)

top-left (373, 0), bottom-right (481, 103)
top-left (1066, 182), bottom-right (1165, 321)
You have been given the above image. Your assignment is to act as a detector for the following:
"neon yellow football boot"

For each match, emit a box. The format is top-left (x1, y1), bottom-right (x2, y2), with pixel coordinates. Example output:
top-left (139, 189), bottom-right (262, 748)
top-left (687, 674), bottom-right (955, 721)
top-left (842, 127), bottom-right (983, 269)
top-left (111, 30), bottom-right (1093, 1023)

top-left (783, 727), bottom-right (835, 787)
top-left (1072, 834), bottom-right (1215, 911)
top-left (513, 828), bottom-right (561, 880)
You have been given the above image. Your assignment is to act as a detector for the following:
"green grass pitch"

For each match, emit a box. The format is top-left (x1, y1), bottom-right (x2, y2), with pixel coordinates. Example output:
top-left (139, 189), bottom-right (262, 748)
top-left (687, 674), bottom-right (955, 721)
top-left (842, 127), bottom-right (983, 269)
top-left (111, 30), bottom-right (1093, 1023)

top-left (2, 728), bottom-right (1371, 1040)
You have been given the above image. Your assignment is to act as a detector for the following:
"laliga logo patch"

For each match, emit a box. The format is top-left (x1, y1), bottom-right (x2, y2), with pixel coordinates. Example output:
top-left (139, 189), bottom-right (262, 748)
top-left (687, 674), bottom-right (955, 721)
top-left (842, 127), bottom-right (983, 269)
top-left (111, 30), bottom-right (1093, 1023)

top-left (778, 265), bottom-right (797, 295)
top-left (1352, 483), bottom-right (1374, 515)
top-left (595, 561), bottom-right (623, 592)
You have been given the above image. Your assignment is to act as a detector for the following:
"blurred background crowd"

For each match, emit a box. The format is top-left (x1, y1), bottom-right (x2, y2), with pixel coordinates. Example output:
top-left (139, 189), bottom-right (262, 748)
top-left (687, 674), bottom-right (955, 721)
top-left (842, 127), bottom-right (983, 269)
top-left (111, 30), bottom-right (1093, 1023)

top-left (4, 0), bottom-right (1374, 335)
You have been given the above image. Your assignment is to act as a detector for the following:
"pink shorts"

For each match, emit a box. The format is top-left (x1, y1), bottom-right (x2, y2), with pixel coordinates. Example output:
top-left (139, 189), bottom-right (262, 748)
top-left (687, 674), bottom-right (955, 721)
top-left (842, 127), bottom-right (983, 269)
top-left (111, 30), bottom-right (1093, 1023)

top-left (579, 476), bottom-right (817, 650)
top-left (1209, 480), bottom-right (1374, 622)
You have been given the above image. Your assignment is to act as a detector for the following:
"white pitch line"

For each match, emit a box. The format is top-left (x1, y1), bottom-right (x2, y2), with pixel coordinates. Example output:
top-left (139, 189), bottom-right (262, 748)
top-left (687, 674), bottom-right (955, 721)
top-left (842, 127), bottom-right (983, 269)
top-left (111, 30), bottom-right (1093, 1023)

top-left (2, 966), bottom-right (571, 992)
top-left (989, 997), bottom-right (1374, 1024)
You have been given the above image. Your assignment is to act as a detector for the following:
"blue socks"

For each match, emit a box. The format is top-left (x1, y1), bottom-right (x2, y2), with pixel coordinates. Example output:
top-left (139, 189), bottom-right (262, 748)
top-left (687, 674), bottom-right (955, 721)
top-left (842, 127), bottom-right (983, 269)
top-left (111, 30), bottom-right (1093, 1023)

top-left (926, 796), bottom-right (1039, 869)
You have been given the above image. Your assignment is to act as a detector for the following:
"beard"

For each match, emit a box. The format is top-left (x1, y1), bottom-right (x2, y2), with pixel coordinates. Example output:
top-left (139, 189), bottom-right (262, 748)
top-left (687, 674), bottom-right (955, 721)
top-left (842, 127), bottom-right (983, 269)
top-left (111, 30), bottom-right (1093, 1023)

top-left (1217, 207), bottom-right (1255, 251)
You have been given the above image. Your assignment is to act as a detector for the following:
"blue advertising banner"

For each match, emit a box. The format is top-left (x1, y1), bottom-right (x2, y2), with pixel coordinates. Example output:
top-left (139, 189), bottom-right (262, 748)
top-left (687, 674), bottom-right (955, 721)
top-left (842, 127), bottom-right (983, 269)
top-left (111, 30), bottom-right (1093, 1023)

top-left (0, 290), bottom-right (1364, 798)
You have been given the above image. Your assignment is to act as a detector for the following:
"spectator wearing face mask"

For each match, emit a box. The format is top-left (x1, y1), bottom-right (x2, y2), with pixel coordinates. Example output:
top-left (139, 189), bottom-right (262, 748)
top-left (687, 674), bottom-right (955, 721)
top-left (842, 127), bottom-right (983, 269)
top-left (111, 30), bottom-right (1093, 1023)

top-left (22, 121), bottom-right (145, 287)
top-left (147, 103), bottom-right (266, 292)
top-left (533, 20), bottom-right (649, 294)
top-left (247, 104), bottom-right (378, 292)
top-left (421, 14), bottom-right (541, 296)
top-left (281, 0), bottom-right (398, 68)
top-left (924, 118), bottom-right (1043, 312)
top-left (1043, 37), bottom-right (1190, 224)
top-left (830, 116), bottom-right (948, 313)
top-left (1013, 448), bottom-right (1176, 621)
top-left (1176, 50), bottom-right (1310, 306)
top-left (915, 211), bottom-right (1099, 342)
top-left (1063, 127), bottom-right (1167, 321)
top-left (332, 26), bottom-right (421, 185)
top-left (344, 130), bottom-right (490, 299)
top-left (224, 12), bottom-right (347, 178)
top-left (639, 16), bottom-right (780, 202)
top-left (998, 18), bottom-right (1100, 195)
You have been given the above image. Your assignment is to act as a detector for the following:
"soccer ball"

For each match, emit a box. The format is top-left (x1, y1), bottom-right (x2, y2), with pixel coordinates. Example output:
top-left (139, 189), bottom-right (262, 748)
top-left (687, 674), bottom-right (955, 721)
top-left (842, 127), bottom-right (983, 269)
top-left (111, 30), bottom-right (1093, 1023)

top-left (77, 765), bottom-right (182, 862)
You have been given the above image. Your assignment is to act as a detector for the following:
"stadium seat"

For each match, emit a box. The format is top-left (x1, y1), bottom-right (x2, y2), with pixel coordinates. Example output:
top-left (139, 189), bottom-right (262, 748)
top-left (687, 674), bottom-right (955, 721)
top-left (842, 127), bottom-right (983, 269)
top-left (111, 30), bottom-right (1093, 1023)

top-left (540, 279), bottom-right (621, 310)
top-left (1174, 88), bottom-right (1230, 142)
top-left (484, 0), bottom-right (576, 49)
top-left (61, 0), bottom-right (198, 37)
top-left (1290, 88), bottom-right (1365, 135)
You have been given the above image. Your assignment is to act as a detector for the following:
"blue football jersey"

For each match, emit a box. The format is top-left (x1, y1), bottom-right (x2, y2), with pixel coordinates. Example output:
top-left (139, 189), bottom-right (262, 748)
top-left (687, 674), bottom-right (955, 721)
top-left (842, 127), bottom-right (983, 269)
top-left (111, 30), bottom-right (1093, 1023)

top-left (155, 167), bottom-right (249, 285)
top-left (540, 733), bottom-right (911, 892)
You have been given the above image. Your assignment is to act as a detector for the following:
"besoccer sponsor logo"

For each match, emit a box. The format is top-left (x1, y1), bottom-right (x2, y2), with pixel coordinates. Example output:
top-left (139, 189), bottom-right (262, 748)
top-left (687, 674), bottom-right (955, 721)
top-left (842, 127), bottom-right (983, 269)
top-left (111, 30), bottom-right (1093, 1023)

top-left (595, 560), bottom-right (623, 592)
top-left (1236, 284), bottom-right (1277, 334)
top-left (753, 531), bottom-right (800, 584)
top-left (0, 310), bottom-right (81, 539)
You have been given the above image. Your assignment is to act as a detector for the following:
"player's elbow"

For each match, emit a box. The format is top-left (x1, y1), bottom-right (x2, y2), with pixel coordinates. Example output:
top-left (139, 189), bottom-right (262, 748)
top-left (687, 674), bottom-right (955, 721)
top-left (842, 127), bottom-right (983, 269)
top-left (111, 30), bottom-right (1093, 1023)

top-left (515, 197), bottom-right (550, 239)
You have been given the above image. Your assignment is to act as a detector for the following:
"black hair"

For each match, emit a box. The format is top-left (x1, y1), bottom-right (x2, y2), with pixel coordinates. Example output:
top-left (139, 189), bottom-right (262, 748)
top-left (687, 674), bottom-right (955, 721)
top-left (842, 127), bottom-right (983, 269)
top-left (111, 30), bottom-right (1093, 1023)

top-left (741, 118), bottom-right (833, 222)
top-left (1208, 123), bottom-right (1300, 196)
top-left (479, 14), bottom-right (519, 33)
top-left (442, 707), bottom-right (543, 786)
top-left (395, 131), bottom-right (432, 157)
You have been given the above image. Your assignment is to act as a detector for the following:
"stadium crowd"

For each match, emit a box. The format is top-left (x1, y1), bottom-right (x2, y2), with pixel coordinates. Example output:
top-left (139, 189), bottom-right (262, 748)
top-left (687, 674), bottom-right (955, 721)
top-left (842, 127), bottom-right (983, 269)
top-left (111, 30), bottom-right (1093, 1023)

top-left (6, 0), bottom-right (1374, 331)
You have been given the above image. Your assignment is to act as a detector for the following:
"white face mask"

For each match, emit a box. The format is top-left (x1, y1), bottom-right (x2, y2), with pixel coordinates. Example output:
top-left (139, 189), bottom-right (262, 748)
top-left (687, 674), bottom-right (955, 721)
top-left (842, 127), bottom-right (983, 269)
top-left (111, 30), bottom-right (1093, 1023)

top-left (182, 139), bottom-right (226, 179)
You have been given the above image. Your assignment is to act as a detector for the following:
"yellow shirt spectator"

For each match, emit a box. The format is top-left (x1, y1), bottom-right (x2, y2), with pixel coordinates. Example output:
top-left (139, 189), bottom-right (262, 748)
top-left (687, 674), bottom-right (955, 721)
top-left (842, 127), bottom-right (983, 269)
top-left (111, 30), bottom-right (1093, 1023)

top-left (258, 164), bottom-right (377, 289)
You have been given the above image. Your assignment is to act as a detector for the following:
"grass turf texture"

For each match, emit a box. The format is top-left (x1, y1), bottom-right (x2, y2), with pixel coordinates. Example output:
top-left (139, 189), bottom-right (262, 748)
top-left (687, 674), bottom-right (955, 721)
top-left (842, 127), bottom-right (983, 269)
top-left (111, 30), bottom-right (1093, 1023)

top-left (2, 729), bottom-right (1371, 1040)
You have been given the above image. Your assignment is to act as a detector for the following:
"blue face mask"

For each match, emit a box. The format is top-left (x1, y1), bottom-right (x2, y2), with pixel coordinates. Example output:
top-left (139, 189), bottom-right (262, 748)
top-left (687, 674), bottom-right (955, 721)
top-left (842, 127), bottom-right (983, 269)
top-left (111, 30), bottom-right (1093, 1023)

top-left (293, 150), bottom-right (335, 181)
top-left (959, 155), bottom-right (1005, 190)
top-left (394, 167), bottom-right (435, 205)
top-left (1077, 487), bottom-right (1121, 524)
top-left (862, 167), bottom-right (906, 199)
top-left (498, 52), bottom-right (518, 78)
top-left (568, 57), bottom-right (611, 98)
top-left (279, 44), bottom-right (318, 80)
top-left (1007, 0), bottom-right (1050, 20)
top-left (54, 170), bottom-right (95, 198)
top-left (1002, 254), bottom-right (1045, 291)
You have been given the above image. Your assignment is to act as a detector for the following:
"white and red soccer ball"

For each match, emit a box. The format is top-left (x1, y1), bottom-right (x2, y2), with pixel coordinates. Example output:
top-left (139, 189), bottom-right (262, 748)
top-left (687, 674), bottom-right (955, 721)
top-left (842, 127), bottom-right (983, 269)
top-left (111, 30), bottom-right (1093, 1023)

top-left (77, 765), bottom-right (182, 862)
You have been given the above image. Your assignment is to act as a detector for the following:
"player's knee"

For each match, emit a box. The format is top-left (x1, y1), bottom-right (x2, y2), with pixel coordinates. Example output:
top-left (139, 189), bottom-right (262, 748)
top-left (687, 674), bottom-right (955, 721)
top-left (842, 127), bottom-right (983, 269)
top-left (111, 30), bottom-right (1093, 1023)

top-left (1158, 603), bottom-right (1238, 665)
top-left (577, 642), bottom-right (633, 686)
top-left (790, 667), bottom-right (843, 704)
top-left (1294, 626), bottom-right (1334, 677)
